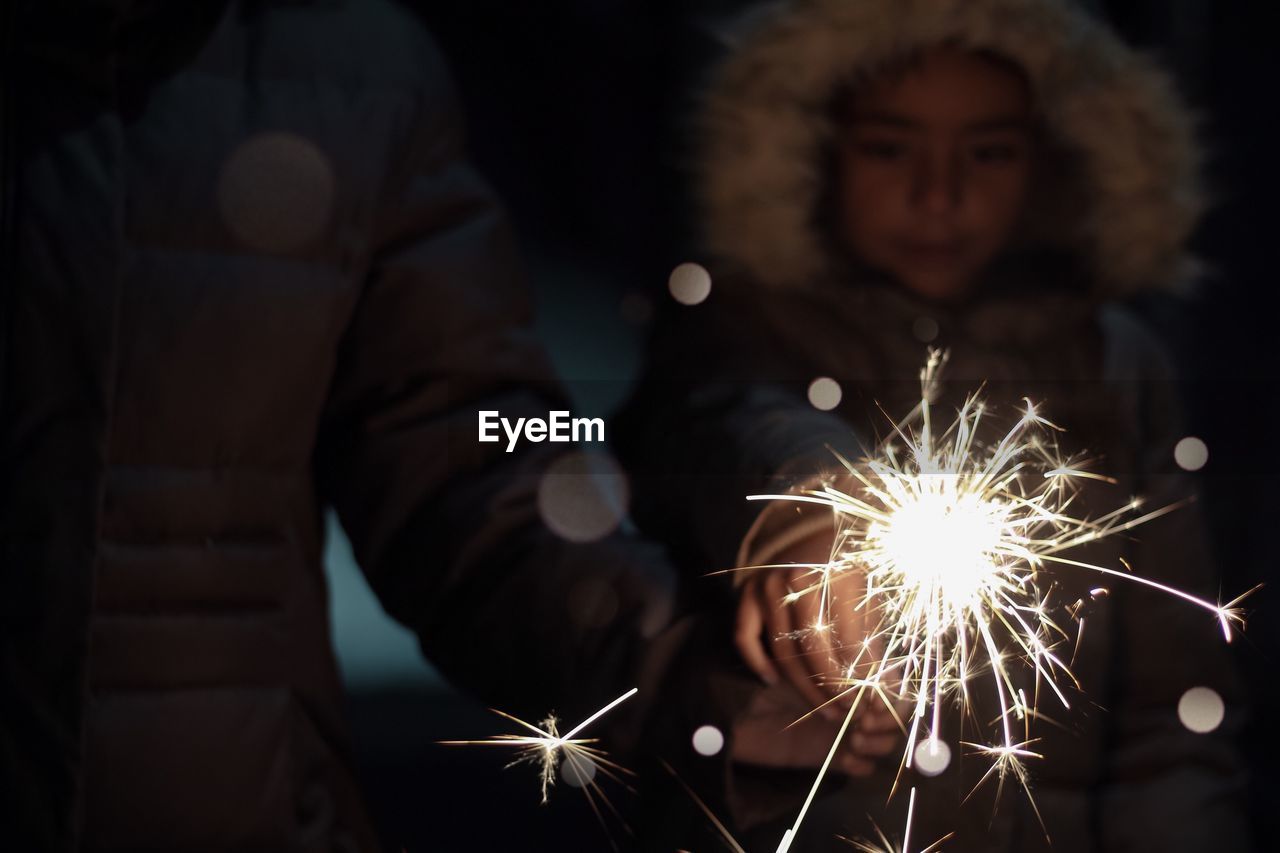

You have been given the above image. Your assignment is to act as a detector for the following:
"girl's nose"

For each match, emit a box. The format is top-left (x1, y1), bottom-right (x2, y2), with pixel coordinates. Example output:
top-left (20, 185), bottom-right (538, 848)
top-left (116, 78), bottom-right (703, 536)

top-left (912, 151), bottom-right (962, 215)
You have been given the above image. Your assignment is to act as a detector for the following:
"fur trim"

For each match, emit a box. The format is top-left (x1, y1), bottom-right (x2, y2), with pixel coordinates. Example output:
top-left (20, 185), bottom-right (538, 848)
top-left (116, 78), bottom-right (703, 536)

top-left (698, 0), bottom-right (1202, 295)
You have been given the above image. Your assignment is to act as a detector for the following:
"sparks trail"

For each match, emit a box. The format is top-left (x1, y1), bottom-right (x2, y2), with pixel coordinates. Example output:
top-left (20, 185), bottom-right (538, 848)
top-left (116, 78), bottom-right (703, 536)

top-left (837, 787), bottom-right (953, 853)
top-left (661, 759), bottom-right (748, 853)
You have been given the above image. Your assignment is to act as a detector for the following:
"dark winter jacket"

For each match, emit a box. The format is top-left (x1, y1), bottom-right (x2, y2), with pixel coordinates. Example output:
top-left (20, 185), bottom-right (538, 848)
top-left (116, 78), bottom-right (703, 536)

top-left (616, 0), bottom-right (1250, 850)
top-left (1, 1), bottom-right (697, 849)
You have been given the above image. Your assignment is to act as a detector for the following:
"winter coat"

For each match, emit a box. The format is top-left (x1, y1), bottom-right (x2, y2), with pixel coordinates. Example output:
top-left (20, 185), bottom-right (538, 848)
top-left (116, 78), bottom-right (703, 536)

top-left (616, 1), bottom-right (1250, 850)
top-left (1, 1), bottom-right (695, 849)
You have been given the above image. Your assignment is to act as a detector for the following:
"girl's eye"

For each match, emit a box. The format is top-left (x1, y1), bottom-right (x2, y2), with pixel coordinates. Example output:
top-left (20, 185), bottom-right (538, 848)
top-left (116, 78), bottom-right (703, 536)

top-left (971, 143), bottom-right (1022, 164)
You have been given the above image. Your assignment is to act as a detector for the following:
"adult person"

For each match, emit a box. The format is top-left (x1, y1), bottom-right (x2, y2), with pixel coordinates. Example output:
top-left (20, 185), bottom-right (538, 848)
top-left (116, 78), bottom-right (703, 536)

top-left (0, 0), bottom-right (879, 848)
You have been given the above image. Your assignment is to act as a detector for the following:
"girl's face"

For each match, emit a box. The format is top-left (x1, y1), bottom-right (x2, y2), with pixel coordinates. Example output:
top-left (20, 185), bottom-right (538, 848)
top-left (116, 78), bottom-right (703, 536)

top-left (834, 48), bottom-right (1035, 302)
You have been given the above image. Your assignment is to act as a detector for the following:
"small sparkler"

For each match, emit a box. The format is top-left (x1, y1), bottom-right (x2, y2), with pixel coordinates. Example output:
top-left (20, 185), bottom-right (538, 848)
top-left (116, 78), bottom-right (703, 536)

top-left (746, 349), bottom-right (1258, 848)
top-left (440, 686), bottom-right (638, 831)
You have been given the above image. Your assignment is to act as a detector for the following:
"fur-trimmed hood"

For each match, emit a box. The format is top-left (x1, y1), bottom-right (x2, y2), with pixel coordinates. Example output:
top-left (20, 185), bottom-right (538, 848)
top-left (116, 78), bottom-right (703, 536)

top-left (697, 0), bottom-right (1202, 296)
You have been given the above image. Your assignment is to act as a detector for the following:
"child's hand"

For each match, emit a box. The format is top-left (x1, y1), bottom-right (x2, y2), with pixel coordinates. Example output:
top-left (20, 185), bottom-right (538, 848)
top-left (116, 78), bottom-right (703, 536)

top-left (729, 679), bottom-right (902, 776)
top-left (734, 532), bottom-right (883, 715)
top-left (733, 539), bottom-right (906, 772)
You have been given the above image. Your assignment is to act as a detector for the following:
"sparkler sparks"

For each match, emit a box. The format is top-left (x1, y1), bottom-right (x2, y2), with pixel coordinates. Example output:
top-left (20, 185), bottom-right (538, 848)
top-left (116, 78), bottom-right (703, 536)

top-left (440, 686), bottom-right (638, 828)
top-left (838, 788), bottom-right (953, 853)
top-left (747, 349), bottom-right (1258, 848)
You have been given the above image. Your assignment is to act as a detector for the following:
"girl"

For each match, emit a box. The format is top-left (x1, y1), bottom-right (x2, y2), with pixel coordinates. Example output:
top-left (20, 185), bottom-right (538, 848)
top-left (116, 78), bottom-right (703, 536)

top-left (618, 0), bottom-right (1250, 849)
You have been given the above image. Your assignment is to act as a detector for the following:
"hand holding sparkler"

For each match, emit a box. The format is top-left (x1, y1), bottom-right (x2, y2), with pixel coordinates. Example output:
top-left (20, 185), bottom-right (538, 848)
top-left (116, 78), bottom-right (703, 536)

top-left (736, 536), bottom-right (861, 700)
top-left (745, 350), bottom-right (1258, 850)
top-left (728, 675), bottom-right (898, 778)
top-left (734, 523), bottom-right (904, 769)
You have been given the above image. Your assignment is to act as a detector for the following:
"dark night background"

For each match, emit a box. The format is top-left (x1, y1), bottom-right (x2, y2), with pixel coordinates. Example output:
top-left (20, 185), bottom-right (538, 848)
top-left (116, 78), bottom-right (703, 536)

top-left (310, 2), bottom-right (1279, 850)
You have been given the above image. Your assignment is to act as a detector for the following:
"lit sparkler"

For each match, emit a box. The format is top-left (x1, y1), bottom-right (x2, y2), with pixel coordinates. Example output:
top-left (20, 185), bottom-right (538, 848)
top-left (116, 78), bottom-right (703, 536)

top-left (440, 687), bottom-right (638, 832)
top-left (748, 349), bottom-right (1258, 849)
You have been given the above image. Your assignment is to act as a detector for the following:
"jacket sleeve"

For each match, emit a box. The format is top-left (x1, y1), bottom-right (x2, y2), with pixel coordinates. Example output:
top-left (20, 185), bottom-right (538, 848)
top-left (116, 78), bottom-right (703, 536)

top-left (1096, 309), bottom-right (1252, 851)
top-left (312, 32), bottom-right (696, 736)
top-left (614, 288), bottom-right (868, 576)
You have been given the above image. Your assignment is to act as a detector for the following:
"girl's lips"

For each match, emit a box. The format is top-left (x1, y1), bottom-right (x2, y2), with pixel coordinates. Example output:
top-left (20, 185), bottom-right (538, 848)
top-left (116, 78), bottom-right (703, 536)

top-left (906, 236), bottom-right (962, 257)
top-left (900, 241), bottom-right (968, 265)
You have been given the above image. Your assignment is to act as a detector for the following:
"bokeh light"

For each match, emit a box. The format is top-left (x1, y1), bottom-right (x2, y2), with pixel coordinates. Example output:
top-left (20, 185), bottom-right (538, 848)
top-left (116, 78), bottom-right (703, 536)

top-left (912, 316), bottom-right (940, 343)
top-left (1173, 436), bottom-right (1209, 472)
top-left (217, 131), bottom-right (333, 253)
top-left (1177, 686), bottom-right (1224, 733)
top-left (691, 725), bottom-right (725, 757)
top-left (537, 451), bottom-right (630, 543)
top-left (668, 262), bottom-right (712, 306)
top-left (913, 738), bottom-right (951, 776)
top-left (561, 751), bottom-right (597, 788)
top-left (807, 376), bottom-right (843, 411)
